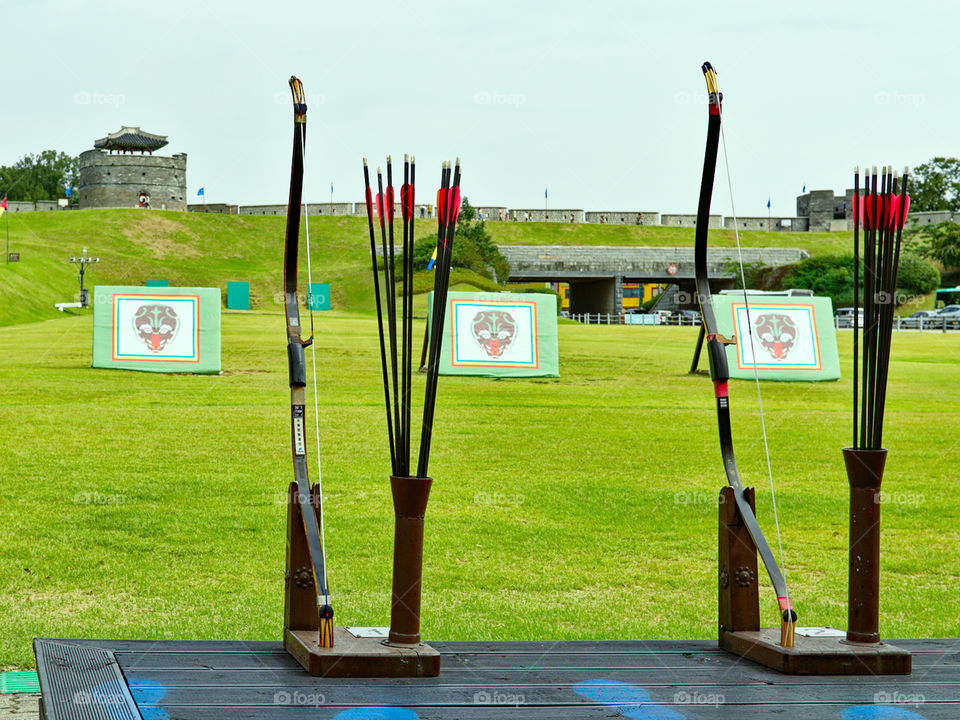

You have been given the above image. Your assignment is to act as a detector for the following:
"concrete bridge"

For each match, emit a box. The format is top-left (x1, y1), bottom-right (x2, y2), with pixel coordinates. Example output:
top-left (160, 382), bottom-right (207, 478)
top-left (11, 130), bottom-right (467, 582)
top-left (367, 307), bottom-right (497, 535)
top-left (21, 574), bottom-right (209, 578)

top-left (498, 245), bottom-right (809, 314)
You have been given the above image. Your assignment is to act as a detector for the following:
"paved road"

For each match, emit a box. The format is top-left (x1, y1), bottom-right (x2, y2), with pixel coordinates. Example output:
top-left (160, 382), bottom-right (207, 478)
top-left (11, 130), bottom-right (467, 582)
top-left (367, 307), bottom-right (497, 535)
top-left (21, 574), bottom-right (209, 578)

top-left (0, 695), bottom-right (39, 720)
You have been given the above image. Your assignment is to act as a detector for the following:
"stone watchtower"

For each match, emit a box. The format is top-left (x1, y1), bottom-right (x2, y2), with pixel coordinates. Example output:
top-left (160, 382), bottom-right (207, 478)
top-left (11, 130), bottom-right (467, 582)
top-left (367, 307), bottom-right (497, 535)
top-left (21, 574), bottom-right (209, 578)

top-left (77, 127), bottom-right (187, 211)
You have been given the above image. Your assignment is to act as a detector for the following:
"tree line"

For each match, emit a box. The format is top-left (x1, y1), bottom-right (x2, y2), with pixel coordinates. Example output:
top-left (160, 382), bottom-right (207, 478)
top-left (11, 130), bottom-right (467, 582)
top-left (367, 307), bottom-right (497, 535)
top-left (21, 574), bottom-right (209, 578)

top-left (0, 151), bottom-right (78, 202)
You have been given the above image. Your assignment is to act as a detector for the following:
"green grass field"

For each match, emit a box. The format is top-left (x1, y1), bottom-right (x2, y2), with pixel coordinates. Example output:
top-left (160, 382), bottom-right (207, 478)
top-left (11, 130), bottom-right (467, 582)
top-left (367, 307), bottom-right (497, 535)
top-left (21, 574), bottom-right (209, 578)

top-left (0, 209), bottom-right (956, 670)
top-left (1, 306), bottom-right (958, 670)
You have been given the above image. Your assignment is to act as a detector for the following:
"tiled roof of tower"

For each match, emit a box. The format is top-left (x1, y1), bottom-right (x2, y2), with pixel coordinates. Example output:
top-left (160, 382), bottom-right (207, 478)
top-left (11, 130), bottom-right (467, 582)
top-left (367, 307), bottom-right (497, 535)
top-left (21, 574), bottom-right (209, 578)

top-left (93, 127), bottom-right (169, 152)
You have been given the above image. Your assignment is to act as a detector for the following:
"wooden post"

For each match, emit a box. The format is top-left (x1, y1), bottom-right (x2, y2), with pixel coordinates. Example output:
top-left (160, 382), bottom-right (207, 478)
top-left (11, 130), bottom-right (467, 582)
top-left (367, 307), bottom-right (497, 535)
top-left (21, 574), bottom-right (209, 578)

top-left (388, 475), bottom-right (433, 645)
top-left (718, 486), bottom-right (760, 634)
top-left (284, 482), bottom-right (319, 635)
top-left (843, 448), bottom-right (887, 644)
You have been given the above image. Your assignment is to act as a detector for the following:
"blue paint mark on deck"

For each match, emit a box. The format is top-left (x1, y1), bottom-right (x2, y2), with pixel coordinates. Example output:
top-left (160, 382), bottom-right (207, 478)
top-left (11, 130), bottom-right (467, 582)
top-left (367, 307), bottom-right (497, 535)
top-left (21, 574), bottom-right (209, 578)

top-left (127, 678), bottom-right (170, 720)
top-left (842, 706), bottom-right (929, 719)
top-left (574, 679), bottom-right (686, 718)
top-left (84, 678), bottom-right (169, 720)
top-left (333, 708), bottom-right (418, 720)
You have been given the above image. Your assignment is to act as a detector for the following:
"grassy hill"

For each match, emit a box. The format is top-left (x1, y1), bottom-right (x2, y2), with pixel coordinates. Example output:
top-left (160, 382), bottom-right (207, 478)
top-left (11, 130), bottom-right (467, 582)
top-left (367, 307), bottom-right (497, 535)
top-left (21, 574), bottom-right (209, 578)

top-left (0, 209), bottom-right (851, 327)
top-left (486, 218), bottom-right (853, 256)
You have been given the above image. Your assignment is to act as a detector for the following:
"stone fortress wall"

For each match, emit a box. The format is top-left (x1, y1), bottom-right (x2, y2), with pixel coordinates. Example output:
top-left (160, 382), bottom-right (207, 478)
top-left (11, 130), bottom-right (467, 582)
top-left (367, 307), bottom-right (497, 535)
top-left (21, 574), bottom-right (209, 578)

top-left (182, 203), bottom-right (832, 230)
top-left (12, 180), bottom-right (953, 230)
top-left (189, 188), bottom-right (947, 231)
top-left (77, 150), bottom-right (188, 211)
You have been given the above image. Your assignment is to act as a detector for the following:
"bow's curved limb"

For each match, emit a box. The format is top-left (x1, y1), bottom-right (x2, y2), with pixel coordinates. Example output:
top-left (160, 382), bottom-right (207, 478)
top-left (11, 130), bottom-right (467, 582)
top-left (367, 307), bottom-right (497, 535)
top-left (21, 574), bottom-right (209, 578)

top-left (694, 62), bottom-right (796, 647)
top-left (284, 75), bottom-right (334, 649)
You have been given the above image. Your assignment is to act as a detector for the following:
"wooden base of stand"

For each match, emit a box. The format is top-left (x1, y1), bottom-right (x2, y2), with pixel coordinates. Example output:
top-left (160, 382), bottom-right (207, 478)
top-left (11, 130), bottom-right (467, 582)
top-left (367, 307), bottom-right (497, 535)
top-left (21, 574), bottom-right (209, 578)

top-left (285, 627), bottom-right (441, 677)
top-left (718, 485), bottom-right (911, 675)
top-left (720, 628), bottom-right (912, 675)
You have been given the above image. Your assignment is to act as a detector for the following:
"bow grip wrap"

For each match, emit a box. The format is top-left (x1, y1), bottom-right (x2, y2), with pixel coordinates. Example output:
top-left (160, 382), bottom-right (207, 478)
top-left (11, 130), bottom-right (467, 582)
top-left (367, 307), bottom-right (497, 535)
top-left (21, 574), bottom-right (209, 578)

top-left (707, 335), bottom-right (730, 383)
top-left (288, 339), bottom-right (306, 387)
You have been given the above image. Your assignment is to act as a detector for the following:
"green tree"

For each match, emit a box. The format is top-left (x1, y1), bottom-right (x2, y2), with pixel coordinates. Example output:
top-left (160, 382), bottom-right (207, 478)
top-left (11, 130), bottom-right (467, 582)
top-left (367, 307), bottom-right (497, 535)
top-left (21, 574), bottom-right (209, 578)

top-left (906, 221), bottom-right (960, 269)
top-left (911, 157), bottom-right (960, 212)
top-left (0, 150), bottom-right (78, 202)
top-left (410, 198), bottom-right (510, 282)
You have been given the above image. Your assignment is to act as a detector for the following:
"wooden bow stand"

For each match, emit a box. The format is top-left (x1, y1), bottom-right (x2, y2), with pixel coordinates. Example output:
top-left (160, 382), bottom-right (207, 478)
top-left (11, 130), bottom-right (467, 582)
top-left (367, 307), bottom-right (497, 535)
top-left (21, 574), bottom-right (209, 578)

top-left (283, 478), bottom-right (441, 677)
top-left (718, 484), bottom-right (911, 674)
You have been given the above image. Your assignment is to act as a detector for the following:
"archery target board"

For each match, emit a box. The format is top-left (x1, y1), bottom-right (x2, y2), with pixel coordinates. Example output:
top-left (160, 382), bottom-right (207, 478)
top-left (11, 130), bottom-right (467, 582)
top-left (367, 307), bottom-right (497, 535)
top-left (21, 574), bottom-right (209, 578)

top-left (427, 291), bottom-right (559, 377)
top-left (712, 294), bottom-right (840, 381)
top-left (92, 285), bottom-right (221, 374)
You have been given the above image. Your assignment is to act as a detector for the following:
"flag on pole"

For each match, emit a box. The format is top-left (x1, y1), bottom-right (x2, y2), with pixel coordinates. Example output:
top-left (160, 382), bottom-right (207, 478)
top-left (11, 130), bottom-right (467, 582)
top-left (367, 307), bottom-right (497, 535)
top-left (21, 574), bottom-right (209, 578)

top-left (197, 187), bottom-right (205, 197)
top-left (545, 187), bottom-right (548, 199)
top-left (426, 246), bottom-right (437, 271)
top-left (802, 184), bottom-right (806, 193)
top-left (767, 198), bottom-right (771, 209)
top-left (0, 196), bottom-right (6, 217)
top-left (330, 182), bottom-right (334, 194)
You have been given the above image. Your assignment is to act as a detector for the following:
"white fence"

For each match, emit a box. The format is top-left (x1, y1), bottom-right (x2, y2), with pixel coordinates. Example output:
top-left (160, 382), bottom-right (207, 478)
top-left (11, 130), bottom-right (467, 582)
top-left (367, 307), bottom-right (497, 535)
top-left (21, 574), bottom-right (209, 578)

top-left (834, 316), bottom-right (960, 332)
top-left (570, 313), bottom-right (701, 326)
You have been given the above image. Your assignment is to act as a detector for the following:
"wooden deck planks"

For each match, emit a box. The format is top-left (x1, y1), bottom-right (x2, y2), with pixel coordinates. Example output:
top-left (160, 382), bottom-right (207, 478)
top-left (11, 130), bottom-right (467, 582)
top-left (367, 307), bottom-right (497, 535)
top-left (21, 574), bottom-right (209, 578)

top-left (35, 638), bottom-right (960, 720)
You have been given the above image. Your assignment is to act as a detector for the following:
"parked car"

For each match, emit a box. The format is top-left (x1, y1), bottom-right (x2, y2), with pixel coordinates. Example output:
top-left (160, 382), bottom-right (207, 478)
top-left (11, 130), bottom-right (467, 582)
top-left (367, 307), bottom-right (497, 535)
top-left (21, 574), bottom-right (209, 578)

top-left (934, 305), bottom-right (960, 328)
top-left (675, 310), bottom-right (702, 326)
top-left (901, 310), bottom-right (937, 328)
top-left (835, 308), bottom-right (865, 328)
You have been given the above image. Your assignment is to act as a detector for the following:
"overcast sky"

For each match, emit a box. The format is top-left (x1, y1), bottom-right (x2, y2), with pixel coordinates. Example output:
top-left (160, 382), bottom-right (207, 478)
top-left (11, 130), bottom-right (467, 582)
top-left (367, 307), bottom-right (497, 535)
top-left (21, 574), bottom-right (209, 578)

top-left (1, 1), bottom-right (951, 217)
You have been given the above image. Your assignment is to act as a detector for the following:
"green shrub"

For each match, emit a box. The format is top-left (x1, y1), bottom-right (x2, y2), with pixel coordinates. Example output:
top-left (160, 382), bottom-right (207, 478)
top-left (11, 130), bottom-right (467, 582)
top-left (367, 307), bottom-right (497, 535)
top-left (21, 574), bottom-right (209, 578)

top-left (780, 254), bottom-right (855, 307)
top-left (409, 198), bottom-right (510, 282)
top-left (896, 251), bottom-right (939, 296)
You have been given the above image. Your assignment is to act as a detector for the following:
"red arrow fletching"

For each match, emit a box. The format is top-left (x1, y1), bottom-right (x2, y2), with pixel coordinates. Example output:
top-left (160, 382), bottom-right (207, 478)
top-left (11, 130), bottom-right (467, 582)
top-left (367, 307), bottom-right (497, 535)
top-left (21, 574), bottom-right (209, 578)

top-left (386, 186), bottom-right (394, 222)
top-left (865, 194), bottom-right (885, 231)
top-left (889, 194), bottom-right (911, 229)
top-left (437, 188), bottom-right (447, 225)
top-left (376, 193), bottom-right (385, 226)
top-left (401, 184), bottom-right (413, 221)
top-left (450, 188), bottom-right (462, 222)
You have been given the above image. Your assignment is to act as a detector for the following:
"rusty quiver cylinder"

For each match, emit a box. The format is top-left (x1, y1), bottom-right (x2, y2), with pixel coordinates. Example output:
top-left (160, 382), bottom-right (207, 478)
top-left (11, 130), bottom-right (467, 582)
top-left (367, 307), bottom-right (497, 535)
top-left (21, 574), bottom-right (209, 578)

top-left (388, 475), bottom-right (432, 645)
top-left (843, 447), bottom-right (887, 644)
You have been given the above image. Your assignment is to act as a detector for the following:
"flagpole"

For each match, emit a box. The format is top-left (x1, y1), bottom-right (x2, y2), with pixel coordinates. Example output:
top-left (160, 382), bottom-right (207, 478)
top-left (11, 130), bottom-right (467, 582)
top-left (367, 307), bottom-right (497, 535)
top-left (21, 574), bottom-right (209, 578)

top-left (4, 196), bottom-right (8, 264)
